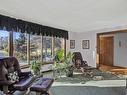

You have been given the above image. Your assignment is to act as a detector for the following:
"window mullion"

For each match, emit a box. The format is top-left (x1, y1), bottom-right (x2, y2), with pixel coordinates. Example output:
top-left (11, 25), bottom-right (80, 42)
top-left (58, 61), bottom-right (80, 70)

top-left (41, 35), bottom-right (43, 62)
top-left (64, 38), bottom-right (66, 58)
top-left (51, 37), bottom-right (55, 58)
top-left (27, 34), bottom-right (30, 65)
top-left (9, 31), bottom-right (13, 56)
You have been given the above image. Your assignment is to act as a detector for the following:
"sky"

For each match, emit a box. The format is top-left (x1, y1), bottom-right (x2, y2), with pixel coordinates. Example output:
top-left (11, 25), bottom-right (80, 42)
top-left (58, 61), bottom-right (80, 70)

top-left (0, 30), bottom-right (20, 38)
top-left (0, 30), bottom-right (8, 37)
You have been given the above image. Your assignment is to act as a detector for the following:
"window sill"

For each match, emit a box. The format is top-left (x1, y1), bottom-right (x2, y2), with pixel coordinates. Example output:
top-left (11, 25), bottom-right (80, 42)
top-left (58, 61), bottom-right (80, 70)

top-left (20, 61), bottom-right (54, 69)
top-left (42, 61), bottom-right (54, 65)
top-left (20, 65), bottom-right (30, 69)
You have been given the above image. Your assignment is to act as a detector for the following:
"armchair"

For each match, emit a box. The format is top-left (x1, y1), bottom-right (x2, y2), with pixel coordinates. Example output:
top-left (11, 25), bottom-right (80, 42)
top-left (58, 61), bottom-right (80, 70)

top-left (0, 57), bottom-right (34, 94)
top-left (72, 52), bottom-right (88, 70)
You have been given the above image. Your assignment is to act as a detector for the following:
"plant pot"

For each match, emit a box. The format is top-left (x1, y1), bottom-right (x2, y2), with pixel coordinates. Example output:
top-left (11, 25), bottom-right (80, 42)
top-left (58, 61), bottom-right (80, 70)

top-left (66, 71), bottom-right (73, 77)
top-left (66, 66), bottom-right (73, 77)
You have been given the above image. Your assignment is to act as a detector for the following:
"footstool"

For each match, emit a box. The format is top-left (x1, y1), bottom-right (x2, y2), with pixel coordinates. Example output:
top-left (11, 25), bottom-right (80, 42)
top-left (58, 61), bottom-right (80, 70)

top-left (30, 77), bottom-right (54, 95)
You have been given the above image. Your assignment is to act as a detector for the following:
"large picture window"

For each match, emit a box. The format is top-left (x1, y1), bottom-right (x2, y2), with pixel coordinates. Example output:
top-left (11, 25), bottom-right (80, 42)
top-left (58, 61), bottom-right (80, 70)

top-left (13, 32), bottom-right (28, 65)
top-left (0, 31), bottom-right (9, 57)
top-left (0, 30), bottom-right (65, 65)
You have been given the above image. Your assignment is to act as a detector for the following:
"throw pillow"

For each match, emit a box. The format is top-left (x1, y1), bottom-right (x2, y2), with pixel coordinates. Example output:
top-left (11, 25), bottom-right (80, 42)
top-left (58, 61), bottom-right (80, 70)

top-left (7, 71), bottom-right (19, 82)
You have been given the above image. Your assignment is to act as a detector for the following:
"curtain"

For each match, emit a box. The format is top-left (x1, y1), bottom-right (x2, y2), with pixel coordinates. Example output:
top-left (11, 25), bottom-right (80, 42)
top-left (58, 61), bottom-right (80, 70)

top-left (0, 14), bottom-right (68, 39)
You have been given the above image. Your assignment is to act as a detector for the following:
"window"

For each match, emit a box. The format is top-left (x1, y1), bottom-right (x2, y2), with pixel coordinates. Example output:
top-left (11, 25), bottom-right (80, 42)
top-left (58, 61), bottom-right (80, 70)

top-left (13, 32), bottom-right (28, 65)
top-left (30, 35), bottom-right (42, 62)
top-left (0, 30), bottom-right (66, 65)
top-left (54, 37), bottom-right (64, 55)
top-left (43, 36), bottom-right (52, 61)
top-left (0, 31), bottom-right (9, 57)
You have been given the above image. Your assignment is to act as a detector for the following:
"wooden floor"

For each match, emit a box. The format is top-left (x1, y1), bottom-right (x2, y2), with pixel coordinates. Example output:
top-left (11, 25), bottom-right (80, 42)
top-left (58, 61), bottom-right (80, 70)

top-left (99, 64), bottom-right (127, 75)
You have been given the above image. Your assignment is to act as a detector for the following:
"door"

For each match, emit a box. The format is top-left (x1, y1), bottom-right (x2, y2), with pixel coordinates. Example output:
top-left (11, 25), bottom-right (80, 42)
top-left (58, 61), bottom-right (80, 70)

top-left (99, 36), bottom-right (114, 66)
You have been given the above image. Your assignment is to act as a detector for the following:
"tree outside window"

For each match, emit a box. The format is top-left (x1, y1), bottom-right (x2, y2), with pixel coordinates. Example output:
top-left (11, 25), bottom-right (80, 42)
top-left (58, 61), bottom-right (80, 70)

top-left (0, 31), bottom-right (9, 57)
top-left (13, 32), bottom-right (28, 65)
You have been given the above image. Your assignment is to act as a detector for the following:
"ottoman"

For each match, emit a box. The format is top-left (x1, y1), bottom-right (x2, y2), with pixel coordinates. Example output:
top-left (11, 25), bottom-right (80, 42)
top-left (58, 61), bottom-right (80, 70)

top-left (30, 77), bottom-right (54, 95)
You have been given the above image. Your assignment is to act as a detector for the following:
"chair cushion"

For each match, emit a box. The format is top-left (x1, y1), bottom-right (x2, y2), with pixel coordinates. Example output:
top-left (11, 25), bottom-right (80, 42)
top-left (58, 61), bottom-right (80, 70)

top-left (13, 76), bottom-right (34, 91)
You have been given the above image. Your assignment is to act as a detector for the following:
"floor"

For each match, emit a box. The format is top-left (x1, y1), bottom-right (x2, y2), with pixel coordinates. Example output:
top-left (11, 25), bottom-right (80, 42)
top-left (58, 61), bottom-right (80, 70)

top-left (13, 71), bottom-right (127, 95)
top-left (99, 64), bottom-right (127, 75)
top-left (0, 65), bottom-right (127, 95)
top-left (0, 80), bottom-right (126, 95)
top-left (51, 80), bottom-right (126, 95)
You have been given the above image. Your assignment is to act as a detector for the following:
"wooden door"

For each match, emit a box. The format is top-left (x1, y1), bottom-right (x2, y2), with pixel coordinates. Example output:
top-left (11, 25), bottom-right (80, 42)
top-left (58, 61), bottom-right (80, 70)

top-left (99, 36), bottom-right (114, 66)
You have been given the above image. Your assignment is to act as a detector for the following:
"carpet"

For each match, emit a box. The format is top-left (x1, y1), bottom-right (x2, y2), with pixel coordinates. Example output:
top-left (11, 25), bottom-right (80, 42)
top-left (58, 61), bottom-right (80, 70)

top-left (55, 69), bottom-right (124, 84)
top-left (0, 69), bottom-right (126, 95)
top-left (50, 69), bottom-right (126, 95)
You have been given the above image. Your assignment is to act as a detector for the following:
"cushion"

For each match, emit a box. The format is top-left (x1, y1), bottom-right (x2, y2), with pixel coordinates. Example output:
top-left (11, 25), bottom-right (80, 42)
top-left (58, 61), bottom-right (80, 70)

top-left (30, 77), bottom-right (54, 92)
top-left (14, 76), bottom-right (34, 91)
top-left (7, 71), bottom-right (19, 82)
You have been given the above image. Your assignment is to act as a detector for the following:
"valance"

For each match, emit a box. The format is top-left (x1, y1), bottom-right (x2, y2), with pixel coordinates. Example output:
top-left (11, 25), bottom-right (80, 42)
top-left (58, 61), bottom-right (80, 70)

top-left (0, 14), bottom-right (68, 39)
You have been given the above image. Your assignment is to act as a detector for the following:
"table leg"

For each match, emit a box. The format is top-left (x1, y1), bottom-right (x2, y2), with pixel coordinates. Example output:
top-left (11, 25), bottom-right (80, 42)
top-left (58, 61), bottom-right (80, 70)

top-left (36, 92), bottom-right (41, 95)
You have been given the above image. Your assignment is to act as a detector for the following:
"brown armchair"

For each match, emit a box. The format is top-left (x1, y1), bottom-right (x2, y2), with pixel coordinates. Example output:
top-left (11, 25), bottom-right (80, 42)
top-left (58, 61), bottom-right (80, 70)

top-left (0, 57), bottom-right (34, 94)
top-left (72, 52), bottom-right (88, 69)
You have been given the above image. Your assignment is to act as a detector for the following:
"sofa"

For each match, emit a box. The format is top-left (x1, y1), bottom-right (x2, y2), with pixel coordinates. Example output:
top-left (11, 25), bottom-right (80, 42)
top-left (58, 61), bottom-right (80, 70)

top-left (0, 57), bottom-right (34, 94)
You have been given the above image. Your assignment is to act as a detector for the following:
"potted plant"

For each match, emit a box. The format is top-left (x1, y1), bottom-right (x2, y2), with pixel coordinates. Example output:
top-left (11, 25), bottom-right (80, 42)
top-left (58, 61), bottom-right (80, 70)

top-left (64, 52), bottom-right (74, 77)
top-left (53, 49), bottom-right (74, 77)
top-left (53, 49), bottom-right (65, 78)
top-left (31, 60), bottom-right (42, 76)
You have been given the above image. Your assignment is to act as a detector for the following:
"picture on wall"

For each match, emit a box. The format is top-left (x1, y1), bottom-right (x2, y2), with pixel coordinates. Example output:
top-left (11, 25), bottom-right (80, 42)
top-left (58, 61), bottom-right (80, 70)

top-left (70, 40), bottom-right (75, 49)
top-left (82, 40), bottom-right (90, 49)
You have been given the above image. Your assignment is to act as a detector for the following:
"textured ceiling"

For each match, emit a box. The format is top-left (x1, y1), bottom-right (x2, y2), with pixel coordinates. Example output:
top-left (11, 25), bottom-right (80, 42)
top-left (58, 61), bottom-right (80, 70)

top-left (0, 0), bottom-right (127, 32)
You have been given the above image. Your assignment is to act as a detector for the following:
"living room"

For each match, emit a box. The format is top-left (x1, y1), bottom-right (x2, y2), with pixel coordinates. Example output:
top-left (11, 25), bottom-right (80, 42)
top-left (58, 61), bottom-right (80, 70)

top-left (0, 0), bottom-right (127, 95)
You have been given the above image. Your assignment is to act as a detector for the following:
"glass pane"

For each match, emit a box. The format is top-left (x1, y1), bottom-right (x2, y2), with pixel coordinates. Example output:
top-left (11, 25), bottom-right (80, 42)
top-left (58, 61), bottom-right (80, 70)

top-left (30, 35), bottom-right (42, 62)
top-left (0, 30), bottom-right (9, 57)
top-left (43, 36), bottom-right (52, 61)
top-left (54, 37), bottom-right (64, 54)
top-left (13, 32), bottom-right (28, 65)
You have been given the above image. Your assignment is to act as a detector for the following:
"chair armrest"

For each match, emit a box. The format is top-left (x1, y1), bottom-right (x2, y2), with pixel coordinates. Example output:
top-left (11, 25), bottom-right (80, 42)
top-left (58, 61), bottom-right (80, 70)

top-left (20, 71), bottom-right (32, 76)
top-left (19, 71), bottom-right (33, 80)
top-left (0, 81), bottom-right (14, 85)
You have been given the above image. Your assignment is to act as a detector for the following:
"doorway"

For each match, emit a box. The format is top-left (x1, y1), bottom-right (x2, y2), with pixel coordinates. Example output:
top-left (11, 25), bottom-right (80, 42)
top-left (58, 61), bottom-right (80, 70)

top-left (99, 36), bottom-right (114, 66)
top-left (97, 34), bottom-right (114, 67)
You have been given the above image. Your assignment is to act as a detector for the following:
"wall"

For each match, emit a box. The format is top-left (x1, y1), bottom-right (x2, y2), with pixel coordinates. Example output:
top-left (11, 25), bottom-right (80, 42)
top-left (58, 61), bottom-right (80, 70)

top-left (114, 33), bottom-right (127, 67)
top-left (67, 31), bottom-right (127, 68)
top-left (66, 31), bottom-right (97, 67)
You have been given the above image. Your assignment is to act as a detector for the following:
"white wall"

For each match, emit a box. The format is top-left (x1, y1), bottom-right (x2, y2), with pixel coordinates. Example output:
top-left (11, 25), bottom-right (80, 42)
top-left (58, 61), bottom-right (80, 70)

top-left (67, 31), bottom-right (97, 67)
top-left (114, 33), bottom-right (127, 67)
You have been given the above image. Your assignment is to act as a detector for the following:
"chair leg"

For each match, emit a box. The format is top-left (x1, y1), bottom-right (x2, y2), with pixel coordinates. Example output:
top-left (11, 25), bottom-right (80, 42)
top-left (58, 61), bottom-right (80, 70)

top-left (36, 92), bottom-right (41, 95)
top-left (3, 86), bottom-right (8, 94)
top-left (40, 92), bottom-right (50, 95)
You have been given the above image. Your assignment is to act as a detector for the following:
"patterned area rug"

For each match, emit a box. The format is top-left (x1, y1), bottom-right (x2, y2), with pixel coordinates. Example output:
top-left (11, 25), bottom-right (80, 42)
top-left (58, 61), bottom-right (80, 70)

top-left (55, 69), bottom-right (125, 84)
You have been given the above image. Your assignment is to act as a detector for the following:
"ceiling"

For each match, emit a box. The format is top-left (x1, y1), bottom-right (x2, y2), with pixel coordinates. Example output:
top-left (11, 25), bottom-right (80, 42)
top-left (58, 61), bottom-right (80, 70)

top-left (0, 0), bottom-right (127, 32)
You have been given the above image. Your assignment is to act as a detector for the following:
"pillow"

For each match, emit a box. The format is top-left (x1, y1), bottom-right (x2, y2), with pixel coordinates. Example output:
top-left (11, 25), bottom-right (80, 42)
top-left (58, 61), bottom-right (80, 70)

top-left (7, 71), bottom-right (19, 82)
